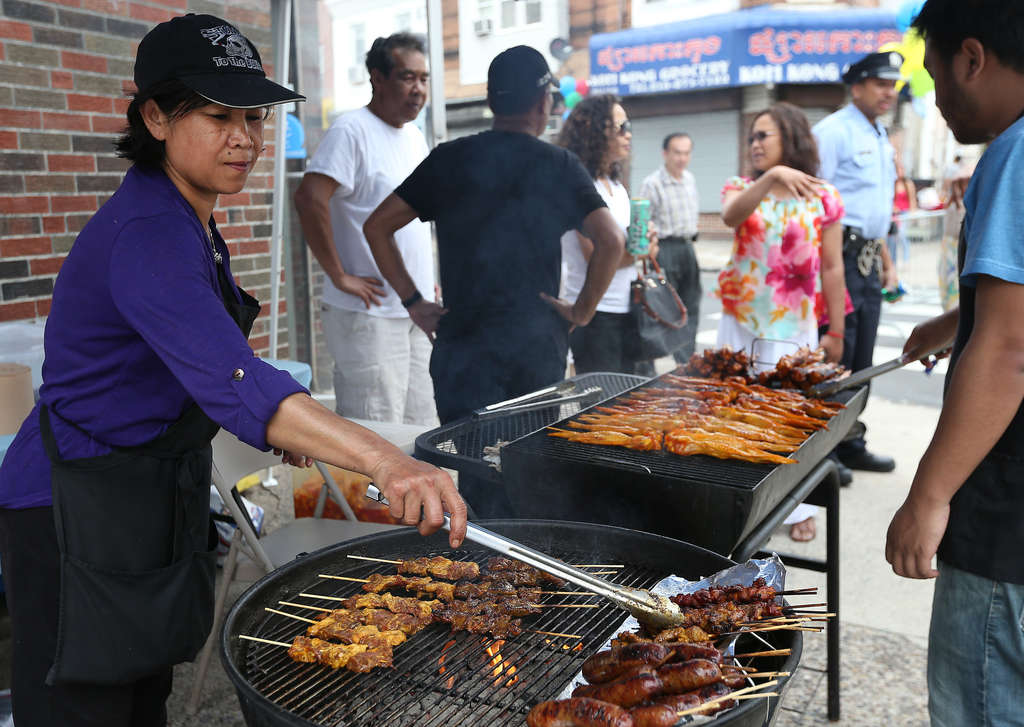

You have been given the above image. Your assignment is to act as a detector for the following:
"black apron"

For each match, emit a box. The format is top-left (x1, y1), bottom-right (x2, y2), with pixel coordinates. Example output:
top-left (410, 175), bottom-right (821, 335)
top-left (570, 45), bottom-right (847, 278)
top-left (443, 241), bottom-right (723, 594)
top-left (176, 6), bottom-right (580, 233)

top-left (39, 261), bottom-right (260, 685)
top-left (936, 222), bottom-right (1024, 585)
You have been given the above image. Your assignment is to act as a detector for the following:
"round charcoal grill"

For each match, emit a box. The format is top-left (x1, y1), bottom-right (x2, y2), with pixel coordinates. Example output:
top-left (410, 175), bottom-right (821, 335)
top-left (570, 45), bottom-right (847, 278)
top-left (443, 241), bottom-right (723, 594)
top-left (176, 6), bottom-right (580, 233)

top-left (221, 521), bottom-right (802, 727)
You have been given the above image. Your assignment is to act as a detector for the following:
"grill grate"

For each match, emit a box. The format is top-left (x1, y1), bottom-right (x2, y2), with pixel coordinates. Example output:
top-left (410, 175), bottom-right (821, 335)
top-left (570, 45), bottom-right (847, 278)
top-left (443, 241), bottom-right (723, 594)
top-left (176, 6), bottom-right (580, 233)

top-left (241, 549), bottom-right (664, 726)
top-left (415, 373), bottom-right (646, 482)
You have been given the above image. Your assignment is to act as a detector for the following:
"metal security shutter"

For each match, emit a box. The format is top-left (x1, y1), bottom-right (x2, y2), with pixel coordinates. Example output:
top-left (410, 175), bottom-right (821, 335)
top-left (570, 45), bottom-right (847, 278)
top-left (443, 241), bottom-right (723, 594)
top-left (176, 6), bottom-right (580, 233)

top-left (629, 110), bottom-right (739, 214)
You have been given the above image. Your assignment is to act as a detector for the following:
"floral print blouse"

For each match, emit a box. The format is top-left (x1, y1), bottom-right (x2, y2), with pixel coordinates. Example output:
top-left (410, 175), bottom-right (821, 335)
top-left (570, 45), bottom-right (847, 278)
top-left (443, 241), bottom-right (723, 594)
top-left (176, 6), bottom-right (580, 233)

top-left (715, 176), bottom-right (844, 341)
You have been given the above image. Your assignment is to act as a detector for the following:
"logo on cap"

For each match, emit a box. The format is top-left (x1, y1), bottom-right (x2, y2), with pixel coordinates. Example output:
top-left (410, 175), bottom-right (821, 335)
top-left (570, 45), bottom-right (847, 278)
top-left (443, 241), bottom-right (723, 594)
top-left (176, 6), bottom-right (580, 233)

top-left (200, 24), bottom-right (262, 71)
top-left (888, 52), bottom-right (902, 68)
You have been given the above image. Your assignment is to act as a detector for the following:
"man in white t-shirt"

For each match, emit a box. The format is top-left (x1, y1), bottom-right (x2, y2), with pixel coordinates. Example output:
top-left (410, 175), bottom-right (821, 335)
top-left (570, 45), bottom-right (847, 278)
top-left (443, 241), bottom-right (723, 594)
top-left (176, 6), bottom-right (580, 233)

top-left (295, 33), bottom-right (436, 425)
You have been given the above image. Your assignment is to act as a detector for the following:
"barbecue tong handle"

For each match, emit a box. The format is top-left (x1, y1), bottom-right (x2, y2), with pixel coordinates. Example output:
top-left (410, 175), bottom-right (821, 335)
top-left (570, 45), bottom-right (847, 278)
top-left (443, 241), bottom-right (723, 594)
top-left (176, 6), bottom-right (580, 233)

top-left (364, 483), bottom-right (668, 620)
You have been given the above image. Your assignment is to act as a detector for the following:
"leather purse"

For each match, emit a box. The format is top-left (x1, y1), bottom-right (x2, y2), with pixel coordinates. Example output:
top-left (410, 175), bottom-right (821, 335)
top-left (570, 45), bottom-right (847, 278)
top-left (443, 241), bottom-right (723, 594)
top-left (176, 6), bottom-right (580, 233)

top-left (629, 258), bottom-right (689, 360)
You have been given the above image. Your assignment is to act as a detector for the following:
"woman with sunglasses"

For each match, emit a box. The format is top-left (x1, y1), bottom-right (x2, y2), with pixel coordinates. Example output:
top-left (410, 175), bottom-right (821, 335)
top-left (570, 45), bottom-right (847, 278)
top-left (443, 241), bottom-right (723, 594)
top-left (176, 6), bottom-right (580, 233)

top-left (716, 102), bottom-right (847, 542)
top-left (0, 15), bottom-right (465, 726)
top-left (557, 95), bottom-right (658, 374)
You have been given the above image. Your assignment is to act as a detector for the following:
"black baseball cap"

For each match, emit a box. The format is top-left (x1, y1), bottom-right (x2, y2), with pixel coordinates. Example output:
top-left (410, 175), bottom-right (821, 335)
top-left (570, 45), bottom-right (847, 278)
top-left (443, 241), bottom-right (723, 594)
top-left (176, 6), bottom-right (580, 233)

top-left (842, 51), bottom-right (904, 84)
top-left (134, 14), bottom-right (304, 108)
top-left (487, 45), bottom-right (557, 114)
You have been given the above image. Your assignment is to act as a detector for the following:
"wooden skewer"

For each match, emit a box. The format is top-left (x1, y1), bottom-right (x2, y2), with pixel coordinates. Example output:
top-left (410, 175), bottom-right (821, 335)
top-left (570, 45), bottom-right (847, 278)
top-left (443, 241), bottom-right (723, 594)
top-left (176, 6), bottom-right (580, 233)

top-left (577, 564), bottom-right (624, 569)
top-left (529, 630), bottom-right (582, 639)
top-left (266, 607), bottom-right (316, 624)
top-left (319, 574), bottom-right (368, 582)
top-left (778, 587), bottom-right (817, 595)
top-left (731, 692), bottom-right (779, 701)
top-left (347, 555), bottom-right (400, 564)
top-left (542, 591), bottom-right (597, 596)
top-left (745, 624), bottom-right (822, 633)
top-left (784, 602), bottom-right (826, 609)
top-left (541, 604), bottom-right (599, 609)
top-left (742, 671), bottom-right (790, 678)
top-left (240, 634), bottom-right (292, 648)
top-left (735, 648), bottom-right (791, 659)
top-left (588, 571), bottom-right (617, 576)
top-left (299, 592), bottom-right (349, 601)
top-left (677, 679), bottom-right (778, 716)
top-left (280, 600), bottom-right (331, 612)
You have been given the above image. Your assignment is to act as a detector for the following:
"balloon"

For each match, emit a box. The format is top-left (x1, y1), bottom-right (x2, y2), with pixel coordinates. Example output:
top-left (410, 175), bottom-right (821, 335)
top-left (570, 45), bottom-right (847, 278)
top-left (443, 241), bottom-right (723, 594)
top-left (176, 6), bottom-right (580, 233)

top-left (565, 91), bottom-right (582, 109)
top-left (909, 67), bottom-right (934, 97)
top-left (559, 75), bottom-right (576, 98)
top-left (896, 0), bottom-right (925, 33)
top-left (562, 109), bottom-right (570, 120)
top-left (575, 78), bottom-right (589, 96)
top-left (881, 29), bottom-right (928, 95)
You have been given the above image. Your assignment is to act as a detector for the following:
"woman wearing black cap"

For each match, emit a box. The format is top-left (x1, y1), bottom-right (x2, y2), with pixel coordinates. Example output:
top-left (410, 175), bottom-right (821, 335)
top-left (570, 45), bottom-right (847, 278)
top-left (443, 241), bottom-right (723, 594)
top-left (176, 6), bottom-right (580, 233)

top-left (0, 15), bottom-right (466, 726)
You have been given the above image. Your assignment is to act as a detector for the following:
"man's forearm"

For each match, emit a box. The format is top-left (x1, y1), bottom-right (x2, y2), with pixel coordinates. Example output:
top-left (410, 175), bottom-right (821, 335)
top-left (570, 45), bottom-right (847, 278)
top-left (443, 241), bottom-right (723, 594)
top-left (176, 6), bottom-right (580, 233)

top-left (295, 195), bottom-right (346, 284)
top-left (365, 224), bottom-right (417, 300)
top-left (573, 238), bottom-right (620, 324)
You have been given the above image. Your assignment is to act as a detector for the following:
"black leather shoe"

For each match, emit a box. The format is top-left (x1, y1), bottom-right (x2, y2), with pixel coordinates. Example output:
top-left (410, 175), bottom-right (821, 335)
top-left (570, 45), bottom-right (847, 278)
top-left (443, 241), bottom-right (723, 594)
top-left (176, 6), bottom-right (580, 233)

top-left (837, 461), bottom-right (854, 486)
top-left (839, 449), bottom-right (895, 473)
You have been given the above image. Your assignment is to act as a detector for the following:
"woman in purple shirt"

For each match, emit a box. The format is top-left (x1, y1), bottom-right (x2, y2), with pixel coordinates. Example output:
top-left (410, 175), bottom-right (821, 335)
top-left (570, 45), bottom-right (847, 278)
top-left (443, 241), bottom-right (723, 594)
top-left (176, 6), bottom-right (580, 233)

top-left (0, 15), bottom-right (466, 726)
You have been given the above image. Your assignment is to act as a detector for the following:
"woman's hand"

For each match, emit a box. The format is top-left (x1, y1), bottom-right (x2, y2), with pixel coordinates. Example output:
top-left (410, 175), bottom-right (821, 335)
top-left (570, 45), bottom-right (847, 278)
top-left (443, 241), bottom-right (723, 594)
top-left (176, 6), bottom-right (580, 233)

top-left (273, 449), bottom-right (314, 468)
top-left (820, 334), bottom-right (844, 364)
top-left (645, 222), bottom-right (660, 262)
top-left (371, 453), bottom-right (468, 547)
top-left (769, 165), bottom-right (824, 200)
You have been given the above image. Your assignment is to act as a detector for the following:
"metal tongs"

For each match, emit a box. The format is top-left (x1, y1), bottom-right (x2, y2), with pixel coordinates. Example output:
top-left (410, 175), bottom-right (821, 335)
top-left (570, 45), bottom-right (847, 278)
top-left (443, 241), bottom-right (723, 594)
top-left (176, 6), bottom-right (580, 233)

top-left (808, 343), bottom-right (952, 397)
top-left (366, 484), bottom-right (687, 630)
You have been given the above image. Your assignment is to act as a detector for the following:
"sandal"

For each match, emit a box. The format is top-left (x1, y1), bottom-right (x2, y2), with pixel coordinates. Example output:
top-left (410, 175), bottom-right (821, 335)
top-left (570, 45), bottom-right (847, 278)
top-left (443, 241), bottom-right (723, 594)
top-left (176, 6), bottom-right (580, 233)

top-left (789, 516), bottom-right (816, 542)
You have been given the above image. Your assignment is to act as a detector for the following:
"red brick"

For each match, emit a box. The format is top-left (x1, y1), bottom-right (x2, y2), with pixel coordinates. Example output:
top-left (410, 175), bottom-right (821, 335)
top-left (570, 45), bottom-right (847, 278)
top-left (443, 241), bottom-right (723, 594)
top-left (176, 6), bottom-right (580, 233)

top-left (50, 195), bottom-right (96, 212)
top-left (30, 256), bottom-right (66, 275)
top-left (50, 0), bottom-right (82, 7)
top-left (218, 225), bottom-right (251, 239)
top-left (1, 217), bottom-right (38, 235)
top-left (238, 240), bottom-right (270, 255)
top-left (61, 50), bottom-right (107, 73)
top-left (0, 42), bottom-right (5, 61)
top-left (156, 0), bottom-right (186, 9)
top-left (0, 21), bottom-right (33, 42)
top-left (0, 109), bottom-right (41, 129)
top-left (42, 216), bottom-right (65, 233)
top-left (218, 192), bottom-right (251, 207)
top-left (113, 97), bottom-right (130, 114)
top-left (51, 70), bottom-right (74, 89)
top-left (91, 114), bottom-right (124, 133)
top-left (0, 130), bottom-right (16, 149)
top-left (129, 3), bottom-right (174, 22)
top-left (0, 301), bottom-right (36, 322)
top-left (226, 242), bottom-right (240, 257)
top-left (35, 298), bottom-right (52, 316)
top-left (43, 112), bottom-right (90, 131)
top-left (226, 7), bottom-right (272, 27)
top-left (48, 153), bottom-right (95, 172)
top-left (248, 334), bottom-right (269, 352)
top-left (121, 79), bottom-right (137, 95)
top-left (0, 197), bottom-right (47, 214)
top-left (212, 211), bottom-right (229, 224)
top-left (82, 0), bottom-right (128, 13)
top-left (67, 93), bottom-right (112, 113)
top-left (0, 236), bottom-right (51, 256)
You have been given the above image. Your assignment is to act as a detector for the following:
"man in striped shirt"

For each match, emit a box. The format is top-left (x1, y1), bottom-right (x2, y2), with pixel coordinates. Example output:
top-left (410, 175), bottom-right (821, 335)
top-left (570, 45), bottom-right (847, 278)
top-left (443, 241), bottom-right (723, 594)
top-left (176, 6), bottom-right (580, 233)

top-left (639, 132), bottom-right (702, 362)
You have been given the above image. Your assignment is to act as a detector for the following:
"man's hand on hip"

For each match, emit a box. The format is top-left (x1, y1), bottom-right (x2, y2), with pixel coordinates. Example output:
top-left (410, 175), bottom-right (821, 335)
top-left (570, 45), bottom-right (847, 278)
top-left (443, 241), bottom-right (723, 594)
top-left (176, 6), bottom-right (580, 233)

top-left (335, 273), bottom-right (387, 308)
top-left (408, 299), bottom-right (447, 342)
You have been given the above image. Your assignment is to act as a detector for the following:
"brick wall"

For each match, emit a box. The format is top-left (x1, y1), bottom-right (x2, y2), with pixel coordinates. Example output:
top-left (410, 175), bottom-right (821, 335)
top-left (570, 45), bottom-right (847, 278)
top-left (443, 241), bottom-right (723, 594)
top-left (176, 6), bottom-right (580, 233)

top-left (0, 0), bottom-right (293, 359)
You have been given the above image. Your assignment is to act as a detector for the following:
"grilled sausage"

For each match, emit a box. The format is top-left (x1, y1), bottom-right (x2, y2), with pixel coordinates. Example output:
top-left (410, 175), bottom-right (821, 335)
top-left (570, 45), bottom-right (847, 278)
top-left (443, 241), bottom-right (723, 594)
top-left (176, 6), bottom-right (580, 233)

top-left (572, 673), bottom-right (663, 708)
top-left (582, 643), bottom-right (675, 683)
top-left (628, 704), bottom-right (679, 727)
top-left (655, 681), bottom-right (735, 715)
top-left (660, 642), bottom-right (722, 664)
top-left (655, 659), bottom-right (721, 695)
top-left (526, 698), bottom-right (635, 727)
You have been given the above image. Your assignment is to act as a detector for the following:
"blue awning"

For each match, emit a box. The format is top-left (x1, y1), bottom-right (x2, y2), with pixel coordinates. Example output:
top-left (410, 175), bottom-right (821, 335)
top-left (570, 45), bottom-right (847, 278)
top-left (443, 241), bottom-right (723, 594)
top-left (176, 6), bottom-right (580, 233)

top-left (589, 6), bottom-right (900, 97)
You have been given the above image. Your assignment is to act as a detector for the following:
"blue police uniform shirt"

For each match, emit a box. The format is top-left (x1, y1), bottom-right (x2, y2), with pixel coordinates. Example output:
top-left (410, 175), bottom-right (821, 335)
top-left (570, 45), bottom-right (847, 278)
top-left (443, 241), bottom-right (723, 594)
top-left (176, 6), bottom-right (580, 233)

top-left (961, 114), bottom-right (1024, 288)
top-left (0, 165), bottom-right (307, 510)
top-left (813, 103), bottom-right (896, 240)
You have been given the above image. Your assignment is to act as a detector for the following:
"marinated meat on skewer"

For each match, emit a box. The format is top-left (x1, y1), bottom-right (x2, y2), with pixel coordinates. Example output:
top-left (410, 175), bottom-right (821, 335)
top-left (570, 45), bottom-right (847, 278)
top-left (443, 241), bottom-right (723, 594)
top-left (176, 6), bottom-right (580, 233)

top-left (454, 581), bottom-right (543, 601)
top-left (396, 555), bottom-right (480, 581)
top-left (340, 592), bottom-right (441, 618)
top-left (346, 647), bottom-right (394, 672)
top-left (441, 611), bottom-right (524, 638)
top-left (308, 607), bottom-right (433, 637)
top-left (649, 625), bottom-right (713, 644)
top-left (664, 429), bottom-right (796, 465)
top-left (305, 620), bottom-right (406, 650)
top-left (484, 557), bottom-right (568, 587)
top-left (683, 347), bottom-right (754, 380)
top-left (659, 601), bottom-right (785, 634)
top-left (669, 578), bottom-right (777, 607)
top-left (287, 637), bottom-right (377, 671)
top-left (362, 574), bottom-right (457, 601)
top-left (436, 596), bottom-right (542, 620)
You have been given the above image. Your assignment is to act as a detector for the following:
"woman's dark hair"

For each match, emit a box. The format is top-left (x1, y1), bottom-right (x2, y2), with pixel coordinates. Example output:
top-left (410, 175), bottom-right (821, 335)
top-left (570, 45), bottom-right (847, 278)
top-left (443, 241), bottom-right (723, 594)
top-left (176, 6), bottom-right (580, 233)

top-left (366, 32), bottom-right (426, 77)
top-left (912, 0), bottom-right (1024, 74)
top-left (750, 102), bottom-right (819, 178)
top-left (114, 79), bottom-right (210, 167)
top-left (556, 94), bottom-right (623, 182)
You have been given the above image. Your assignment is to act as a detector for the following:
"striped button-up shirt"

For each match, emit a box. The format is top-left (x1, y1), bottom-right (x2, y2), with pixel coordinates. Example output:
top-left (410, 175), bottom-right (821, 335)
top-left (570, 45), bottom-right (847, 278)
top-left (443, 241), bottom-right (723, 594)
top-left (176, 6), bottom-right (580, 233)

top-left (639, 166), bottom-right (700, 238)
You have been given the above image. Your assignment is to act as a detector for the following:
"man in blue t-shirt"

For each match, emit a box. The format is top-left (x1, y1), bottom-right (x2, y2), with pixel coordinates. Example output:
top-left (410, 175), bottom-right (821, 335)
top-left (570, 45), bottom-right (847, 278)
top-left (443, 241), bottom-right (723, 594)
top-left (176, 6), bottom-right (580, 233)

top-left (885, 2), bottom-right (1024, 724)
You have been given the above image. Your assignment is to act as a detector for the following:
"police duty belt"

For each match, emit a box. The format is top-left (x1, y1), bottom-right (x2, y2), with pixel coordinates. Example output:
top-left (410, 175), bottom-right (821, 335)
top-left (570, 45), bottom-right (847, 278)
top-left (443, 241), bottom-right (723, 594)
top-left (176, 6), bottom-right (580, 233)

top-left (857, 238), bottom-right (884, 278)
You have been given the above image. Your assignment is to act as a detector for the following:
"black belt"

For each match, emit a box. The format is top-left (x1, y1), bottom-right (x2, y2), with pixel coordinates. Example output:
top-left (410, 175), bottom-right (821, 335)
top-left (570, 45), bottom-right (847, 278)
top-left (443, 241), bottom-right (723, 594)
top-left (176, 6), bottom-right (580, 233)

top-left (662, 234), bottom-right (698, 243)
top-left (843, 226), bottom-right (883, 277)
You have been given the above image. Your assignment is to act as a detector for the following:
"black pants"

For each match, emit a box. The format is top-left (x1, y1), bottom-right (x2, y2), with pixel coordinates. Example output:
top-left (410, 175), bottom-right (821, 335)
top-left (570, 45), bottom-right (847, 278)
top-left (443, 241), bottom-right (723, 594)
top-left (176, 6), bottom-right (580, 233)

top-left (657, 236), bottom-right (702, 363)
top-left (570, 310), bottom-right (645, 375)
top-left (0, 506), bottom-right (173, 727)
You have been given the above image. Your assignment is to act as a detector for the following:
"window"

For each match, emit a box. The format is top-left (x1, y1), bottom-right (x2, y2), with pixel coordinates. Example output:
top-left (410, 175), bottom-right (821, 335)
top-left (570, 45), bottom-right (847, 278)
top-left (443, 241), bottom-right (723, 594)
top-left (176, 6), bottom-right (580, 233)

top-left (495, 0), bottom-right (542, 29)
top-left (525, 0), bottom-right (541, 24)
top-left (500, 0), bottom-right (516, 28)
top-left (477, 0), bottom-right (493, 22)
top-left (352, 23), bottom-right (365, 67)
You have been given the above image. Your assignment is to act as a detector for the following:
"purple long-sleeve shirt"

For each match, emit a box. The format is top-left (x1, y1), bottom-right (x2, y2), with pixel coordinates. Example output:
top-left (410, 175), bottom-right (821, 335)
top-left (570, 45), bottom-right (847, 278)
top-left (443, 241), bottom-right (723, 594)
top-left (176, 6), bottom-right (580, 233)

top-left (0, 165), bottom-right (306, 509)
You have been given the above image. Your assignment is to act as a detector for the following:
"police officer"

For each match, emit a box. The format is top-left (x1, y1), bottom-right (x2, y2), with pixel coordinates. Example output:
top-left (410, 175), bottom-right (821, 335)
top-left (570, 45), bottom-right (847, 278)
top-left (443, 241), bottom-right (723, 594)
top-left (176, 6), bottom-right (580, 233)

top-left (813, 51), bottom-right (902, 475)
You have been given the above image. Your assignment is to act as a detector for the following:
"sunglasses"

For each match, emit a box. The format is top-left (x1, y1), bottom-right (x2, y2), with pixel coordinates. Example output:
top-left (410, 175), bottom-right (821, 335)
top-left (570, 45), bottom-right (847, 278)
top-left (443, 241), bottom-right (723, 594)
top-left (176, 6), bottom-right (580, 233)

top-left (747, 130), bottom-right (776, 145)
top-left (615, 120), bottom-right (632, 137)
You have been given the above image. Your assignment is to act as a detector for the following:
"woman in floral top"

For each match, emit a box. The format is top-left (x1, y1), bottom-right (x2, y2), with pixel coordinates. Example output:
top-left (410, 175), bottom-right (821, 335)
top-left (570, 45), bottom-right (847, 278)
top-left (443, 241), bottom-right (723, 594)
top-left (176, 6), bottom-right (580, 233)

top-left (716, 102), bottom-right (847, 543)
top-left (716, 102), bottom-right (847, 369)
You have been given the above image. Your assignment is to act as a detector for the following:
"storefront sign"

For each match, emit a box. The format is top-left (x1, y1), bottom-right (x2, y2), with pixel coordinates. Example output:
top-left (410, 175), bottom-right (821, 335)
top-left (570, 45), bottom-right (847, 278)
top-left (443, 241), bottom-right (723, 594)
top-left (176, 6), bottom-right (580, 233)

top-left (589, 7), bottom-right (899, 97)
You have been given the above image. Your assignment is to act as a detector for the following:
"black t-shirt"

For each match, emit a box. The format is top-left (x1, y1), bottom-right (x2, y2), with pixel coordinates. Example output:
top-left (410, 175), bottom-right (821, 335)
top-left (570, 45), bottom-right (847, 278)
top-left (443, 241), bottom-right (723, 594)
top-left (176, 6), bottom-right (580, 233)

top-left (395, 130), bottom-right (606, 329)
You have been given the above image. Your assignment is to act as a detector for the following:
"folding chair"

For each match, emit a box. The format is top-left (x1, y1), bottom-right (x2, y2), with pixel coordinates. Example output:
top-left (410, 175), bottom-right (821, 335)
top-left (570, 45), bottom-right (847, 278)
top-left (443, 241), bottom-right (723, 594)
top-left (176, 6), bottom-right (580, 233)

top-left (186, 429), bottom-right (406, 713)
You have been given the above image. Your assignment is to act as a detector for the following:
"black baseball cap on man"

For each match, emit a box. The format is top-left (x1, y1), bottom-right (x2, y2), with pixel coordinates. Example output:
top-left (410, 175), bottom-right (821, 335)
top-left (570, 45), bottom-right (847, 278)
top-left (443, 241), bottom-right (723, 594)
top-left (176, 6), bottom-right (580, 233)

top-left (134, 13), bottom-right (304, 108)
top-left (841, 51), bottom-right (904, 85)
top-left (487, 45), bottom-right (558, 115)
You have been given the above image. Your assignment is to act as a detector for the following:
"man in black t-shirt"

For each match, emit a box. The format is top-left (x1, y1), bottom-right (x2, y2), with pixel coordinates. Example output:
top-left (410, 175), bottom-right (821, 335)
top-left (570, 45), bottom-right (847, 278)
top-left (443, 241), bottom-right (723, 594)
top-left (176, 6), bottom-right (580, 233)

top-left (366, 45), bottom-right (624, 427)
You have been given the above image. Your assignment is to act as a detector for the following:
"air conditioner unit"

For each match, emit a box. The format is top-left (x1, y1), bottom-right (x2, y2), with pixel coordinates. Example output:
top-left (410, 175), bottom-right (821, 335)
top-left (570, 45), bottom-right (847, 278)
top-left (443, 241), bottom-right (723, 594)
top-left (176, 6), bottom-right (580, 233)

top-left (473, 18), bottom-right (493, 36)
top-left (348, 66), bottom-right (367, 84)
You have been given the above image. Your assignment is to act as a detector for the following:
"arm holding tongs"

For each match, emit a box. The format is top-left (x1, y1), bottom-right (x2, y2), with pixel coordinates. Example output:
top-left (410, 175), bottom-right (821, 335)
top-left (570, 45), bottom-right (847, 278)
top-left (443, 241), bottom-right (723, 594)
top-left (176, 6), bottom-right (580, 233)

top-left (365, 484), bottom-right (687, 630)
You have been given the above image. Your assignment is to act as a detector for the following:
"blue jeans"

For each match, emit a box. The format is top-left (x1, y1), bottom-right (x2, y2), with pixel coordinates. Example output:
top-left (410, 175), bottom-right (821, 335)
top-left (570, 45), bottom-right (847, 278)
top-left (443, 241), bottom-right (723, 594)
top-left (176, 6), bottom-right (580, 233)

top-left (928, 561), bottom-right (1024, 726)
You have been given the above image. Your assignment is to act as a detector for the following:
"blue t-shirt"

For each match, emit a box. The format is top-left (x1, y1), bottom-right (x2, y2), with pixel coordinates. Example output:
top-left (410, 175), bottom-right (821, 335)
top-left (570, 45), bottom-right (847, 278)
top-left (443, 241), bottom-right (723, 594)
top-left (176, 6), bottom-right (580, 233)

top-left (0, 165), bottom-right (306, 509)
top-left (961, 115), bottom-right (1024, 288)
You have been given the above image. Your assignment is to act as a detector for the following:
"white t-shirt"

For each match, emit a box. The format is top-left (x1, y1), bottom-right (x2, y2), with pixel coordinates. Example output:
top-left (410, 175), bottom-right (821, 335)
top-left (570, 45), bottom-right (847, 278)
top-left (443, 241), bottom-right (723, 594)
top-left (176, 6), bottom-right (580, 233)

top-left (560, 177), bottom-right (633, 313)
top-left (305, 106), bottom-right (434, 318)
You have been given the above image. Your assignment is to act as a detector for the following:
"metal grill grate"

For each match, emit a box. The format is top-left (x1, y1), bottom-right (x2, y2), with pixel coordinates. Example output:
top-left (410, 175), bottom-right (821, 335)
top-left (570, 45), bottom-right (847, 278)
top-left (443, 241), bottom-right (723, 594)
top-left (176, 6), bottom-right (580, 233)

top-left (240, 549), bottom-right (664, 725)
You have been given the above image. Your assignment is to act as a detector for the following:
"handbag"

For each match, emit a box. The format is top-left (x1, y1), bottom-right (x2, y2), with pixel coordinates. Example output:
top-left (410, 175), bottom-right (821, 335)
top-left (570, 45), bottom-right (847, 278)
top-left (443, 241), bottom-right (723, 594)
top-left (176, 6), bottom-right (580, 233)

top-left (629, 258), bottom-right (689, 360)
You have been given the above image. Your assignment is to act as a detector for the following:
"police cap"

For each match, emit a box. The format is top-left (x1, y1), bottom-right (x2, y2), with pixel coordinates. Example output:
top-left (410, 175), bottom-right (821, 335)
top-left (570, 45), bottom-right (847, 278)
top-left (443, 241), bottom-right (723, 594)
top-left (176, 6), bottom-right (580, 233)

top-left (841, 51), bottom-right (904, 85)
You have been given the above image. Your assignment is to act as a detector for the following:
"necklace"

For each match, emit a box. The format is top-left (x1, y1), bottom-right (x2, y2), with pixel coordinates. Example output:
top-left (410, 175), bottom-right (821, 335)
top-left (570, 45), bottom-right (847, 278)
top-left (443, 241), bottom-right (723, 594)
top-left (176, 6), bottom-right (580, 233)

top-left (206, 226), bottom-right (223, 264)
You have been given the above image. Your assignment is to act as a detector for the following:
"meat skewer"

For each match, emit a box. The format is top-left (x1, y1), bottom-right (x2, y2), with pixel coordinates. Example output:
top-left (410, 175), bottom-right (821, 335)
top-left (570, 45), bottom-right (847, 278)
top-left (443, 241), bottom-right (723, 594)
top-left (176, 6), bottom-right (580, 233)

top-left (239, 634), bottom-right (394, 673)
